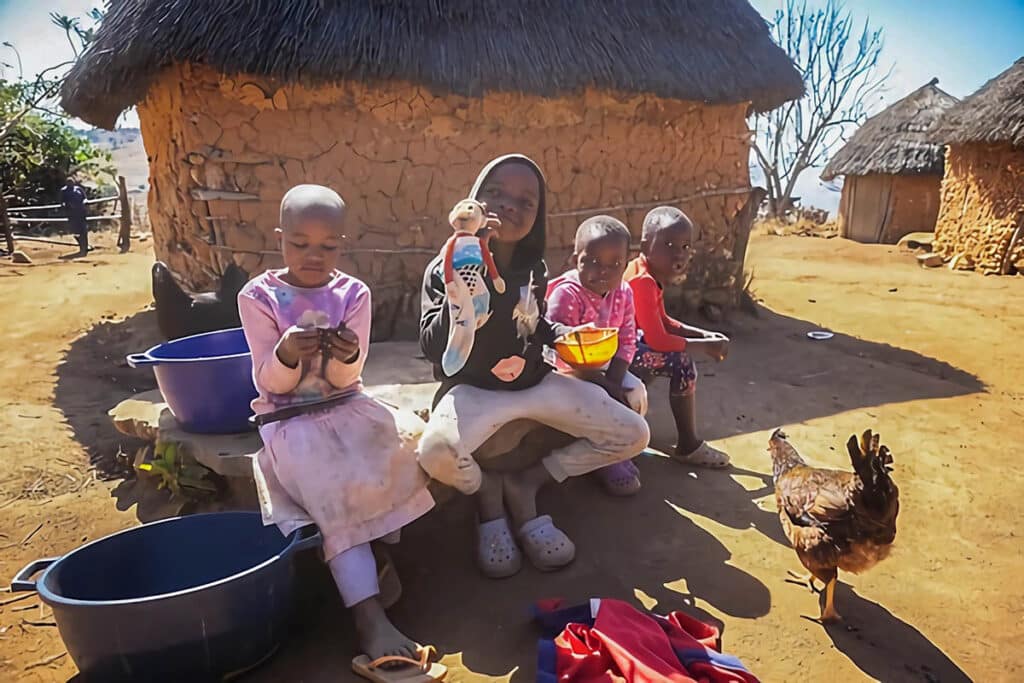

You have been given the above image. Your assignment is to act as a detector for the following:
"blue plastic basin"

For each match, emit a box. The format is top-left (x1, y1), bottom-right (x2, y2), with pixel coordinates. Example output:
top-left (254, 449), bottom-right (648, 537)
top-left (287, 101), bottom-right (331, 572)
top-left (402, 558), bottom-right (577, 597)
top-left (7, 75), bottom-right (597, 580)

top-left (127, 327), bottom-right (258, 434)
top-left (10, 512), bottom-right (322, 682)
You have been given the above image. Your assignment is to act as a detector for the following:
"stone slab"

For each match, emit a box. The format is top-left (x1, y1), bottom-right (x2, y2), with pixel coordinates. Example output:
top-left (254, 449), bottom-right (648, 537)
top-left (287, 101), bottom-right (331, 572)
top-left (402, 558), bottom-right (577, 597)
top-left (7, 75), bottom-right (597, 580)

top-left (109, 389), bottom-right (259, 477)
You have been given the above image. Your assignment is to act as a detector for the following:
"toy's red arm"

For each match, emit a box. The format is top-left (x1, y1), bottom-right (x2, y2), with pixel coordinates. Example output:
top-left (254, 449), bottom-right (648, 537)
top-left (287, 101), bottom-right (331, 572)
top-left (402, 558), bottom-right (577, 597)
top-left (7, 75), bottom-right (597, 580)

top-left (442, 234), bottom-right (458, 285)
top-left (479, 240), bottom-right (502, 283)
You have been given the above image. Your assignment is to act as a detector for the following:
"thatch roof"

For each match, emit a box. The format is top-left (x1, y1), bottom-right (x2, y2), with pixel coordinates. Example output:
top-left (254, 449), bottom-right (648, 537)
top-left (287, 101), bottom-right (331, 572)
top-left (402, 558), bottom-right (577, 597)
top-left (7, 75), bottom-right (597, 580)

top-left (62, 0), bottom-right (804, 129)
top-left (932, 57), bottom-right (1024, 148)
top-left (820, 79), bottom-right (958, 180)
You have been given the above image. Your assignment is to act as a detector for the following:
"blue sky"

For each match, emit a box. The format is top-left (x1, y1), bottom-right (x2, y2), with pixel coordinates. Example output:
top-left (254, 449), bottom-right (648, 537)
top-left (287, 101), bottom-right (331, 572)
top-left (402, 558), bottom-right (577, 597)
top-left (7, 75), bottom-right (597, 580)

top-left (748, 0), bottom-right (1024, 210)
top-left (2, 1), bottom-right (1022, 210)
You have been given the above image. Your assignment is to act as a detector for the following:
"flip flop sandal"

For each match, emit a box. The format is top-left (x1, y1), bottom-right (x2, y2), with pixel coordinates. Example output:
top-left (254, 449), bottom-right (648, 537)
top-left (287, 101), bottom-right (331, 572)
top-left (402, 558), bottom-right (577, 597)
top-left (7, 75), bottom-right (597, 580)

top-left (518, 515), bottom-right (575, 571)
top-left (596, 460), bottom-right (641, 496)
top-left (352, 645), bottom-right (447, 682)
top-left (674, 442), bottom-right (731, 469)
top-left (477, 517), bottom-right (522, 579)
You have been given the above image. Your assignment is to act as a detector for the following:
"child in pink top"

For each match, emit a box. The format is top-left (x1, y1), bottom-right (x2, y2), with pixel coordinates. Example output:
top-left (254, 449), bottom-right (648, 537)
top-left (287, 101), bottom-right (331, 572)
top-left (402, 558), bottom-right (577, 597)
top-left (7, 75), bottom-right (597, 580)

top-left (237, 185), bottom-right (434, 665)
top-left (546, 216), bottom-right (648, 495)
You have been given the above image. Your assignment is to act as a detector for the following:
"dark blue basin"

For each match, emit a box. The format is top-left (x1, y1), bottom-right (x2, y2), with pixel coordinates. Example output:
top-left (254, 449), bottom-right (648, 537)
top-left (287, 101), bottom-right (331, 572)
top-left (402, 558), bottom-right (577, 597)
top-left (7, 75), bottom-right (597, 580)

top-left (127, 327), bottom-right (258, 434)
top-left (11, 512), bottom-right (321, 682)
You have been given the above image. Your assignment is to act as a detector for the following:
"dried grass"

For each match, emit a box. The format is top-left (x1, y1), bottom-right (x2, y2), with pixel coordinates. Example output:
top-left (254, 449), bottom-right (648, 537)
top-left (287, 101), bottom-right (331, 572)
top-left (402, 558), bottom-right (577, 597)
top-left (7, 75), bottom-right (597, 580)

top-left (61, 0), bottom-right (805, 128)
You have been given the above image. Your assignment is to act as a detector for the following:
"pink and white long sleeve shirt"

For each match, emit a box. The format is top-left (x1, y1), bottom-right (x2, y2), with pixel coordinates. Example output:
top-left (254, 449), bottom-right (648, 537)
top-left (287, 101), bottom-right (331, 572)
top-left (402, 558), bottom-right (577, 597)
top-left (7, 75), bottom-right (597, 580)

top-left (545, 270), bottom-right (638, 370)
top-left (237, 269), bottom-right (371, 415)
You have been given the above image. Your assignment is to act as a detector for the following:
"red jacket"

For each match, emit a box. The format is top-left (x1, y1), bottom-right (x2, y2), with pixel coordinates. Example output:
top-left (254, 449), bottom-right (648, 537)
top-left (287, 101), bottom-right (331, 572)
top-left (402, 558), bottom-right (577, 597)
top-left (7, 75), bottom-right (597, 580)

top-left (624, 256), bottom-right (687, 353)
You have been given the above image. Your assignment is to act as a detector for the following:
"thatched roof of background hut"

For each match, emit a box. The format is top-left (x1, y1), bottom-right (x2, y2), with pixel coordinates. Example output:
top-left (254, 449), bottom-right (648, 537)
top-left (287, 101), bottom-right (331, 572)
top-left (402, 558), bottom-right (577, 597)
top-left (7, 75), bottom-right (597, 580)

top-left (820, 79), bottom-right (957, 181)
top-left (932, 57), bottom-right (1024, 148)
top-left (62, 0), bottom-right (804, 129)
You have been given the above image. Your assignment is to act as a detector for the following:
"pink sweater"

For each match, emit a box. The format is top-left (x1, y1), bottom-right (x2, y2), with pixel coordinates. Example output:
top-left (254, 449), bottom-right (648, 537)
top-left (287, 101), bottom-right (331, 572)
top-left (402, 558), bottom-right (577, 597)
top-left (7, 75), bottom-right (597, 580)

top-left (545, 270), bottom-right (638, 369)
top-left (237, 269), bottom-right (371, 414)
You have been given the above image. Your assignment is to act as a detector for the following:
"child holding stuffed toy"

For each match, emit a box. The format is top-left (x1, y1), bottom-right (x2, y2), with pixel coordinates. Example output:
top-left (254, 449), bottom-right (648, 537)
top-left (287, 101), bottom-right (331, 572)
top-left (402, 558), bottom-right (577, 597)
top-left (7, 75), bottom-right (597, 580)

top-left (237, 185), bottom-right (436, 670)
top-left (625, 206), bottom-right (730, 468)
top-left (545, 215), bottom-right (647, 496)
top-left (417, 155), bottom-right (650, 579)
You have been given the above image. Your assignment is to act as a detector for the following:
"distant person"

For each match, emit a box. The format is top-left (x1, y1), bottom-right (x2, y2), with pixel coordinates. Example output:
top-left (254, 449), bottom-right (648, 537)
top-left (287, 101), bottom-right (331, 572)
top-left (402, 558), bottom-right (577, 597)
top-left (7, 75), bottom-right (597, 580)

top-left (60, 177), bottom-right (88, 254)
top-left (625, 207), bottom-right (731, 468)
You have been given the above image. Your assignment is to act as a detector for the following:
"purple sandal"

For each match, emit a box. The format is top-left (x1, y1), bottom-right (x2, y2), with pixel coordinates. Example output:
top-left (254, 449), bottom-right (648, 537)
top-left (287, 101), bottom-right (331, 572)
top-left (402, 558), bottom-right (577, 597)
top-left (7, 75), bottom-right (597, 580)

top-left (596, 459), bottom-right (641, 496)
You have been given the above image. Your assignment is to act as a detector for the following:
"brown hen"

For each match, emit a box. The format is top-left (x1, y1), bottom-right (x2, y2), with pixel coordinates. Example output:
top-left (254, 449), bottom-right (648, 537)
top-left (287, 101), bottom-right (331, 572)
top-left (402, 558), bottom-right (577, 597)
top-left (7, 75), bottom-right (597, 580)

top-left (769, 428), bottom-right (899, 622)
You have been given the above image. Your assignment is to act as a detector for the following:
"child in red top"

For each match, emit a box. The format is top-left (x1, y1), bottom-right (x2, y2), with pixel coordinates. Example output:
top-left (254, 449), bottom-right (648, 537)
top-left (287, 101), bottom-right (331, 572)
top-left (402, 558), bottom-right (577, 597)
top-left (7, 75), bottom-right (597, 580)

top-left (625, 207), bottom-right (730, 468)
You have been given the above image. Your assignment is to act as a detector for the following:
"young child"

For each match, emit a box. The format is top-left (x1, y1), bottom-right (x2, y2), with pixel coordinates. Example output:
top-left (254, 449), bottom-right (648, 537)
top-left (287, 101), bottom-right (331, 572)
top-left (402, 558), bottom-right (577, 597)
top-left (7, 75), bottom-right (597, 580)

top-left (625, 206), bottom-right (731, 468)
top-left (237, 185), bottom-right (435, 666)
top-left (545, 215), bottom-right (647, 495)
top-left (417, 155), bottom-right (650, 579)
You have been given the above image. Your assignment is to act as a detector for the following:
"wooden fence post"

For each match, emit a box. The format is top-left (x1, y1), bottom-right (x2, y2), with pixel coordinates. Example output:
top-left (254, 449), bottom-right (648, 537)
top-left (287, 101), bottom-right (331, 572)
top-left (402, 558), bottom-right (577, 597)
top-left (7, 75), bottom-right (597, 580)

top-left (0, 186), bottom-right (13, 255)
top-left (117, 175), bottom-right (132, 252)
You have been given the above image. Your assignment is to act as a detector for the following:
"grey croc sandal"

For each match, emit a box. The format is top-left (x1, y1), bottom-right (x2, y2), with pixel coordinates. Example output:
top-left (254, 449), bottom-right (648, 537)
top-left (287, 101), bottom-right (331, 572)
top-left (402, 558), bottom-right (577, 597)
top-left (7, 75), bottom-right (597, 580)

top-left (519, 515), bottom-right (575, 571)
top-left (674, 442), bottom-right (731, 469)
top-left (477, 517), bottom-right (522, 579)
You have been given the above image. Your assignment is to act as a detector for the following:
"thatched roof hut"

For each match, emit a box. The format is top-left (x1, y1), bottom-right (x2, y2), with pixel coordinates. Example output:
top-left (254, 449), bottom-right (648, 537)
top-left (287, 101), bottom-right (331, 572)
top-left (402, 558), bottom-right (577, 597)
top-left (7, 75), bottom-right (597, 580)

top-left (821, 79), bottom-right (957, 244)
top-left (62, 0), bottom-right (803, 335)
top-left (931, 58), bottom-right (1024, 274)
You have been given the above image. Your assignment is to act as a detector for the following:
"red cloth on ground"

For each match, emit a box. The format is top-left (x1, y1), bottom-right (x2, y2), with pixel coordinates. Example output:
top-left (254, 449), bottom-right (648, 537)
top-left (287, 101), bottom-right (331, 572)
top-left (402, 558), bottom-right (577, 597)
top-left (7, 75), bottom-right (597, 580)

top-left (550, 599), bottom-right (757, 683)
top-left (623, 256), bottom-right (686, 353)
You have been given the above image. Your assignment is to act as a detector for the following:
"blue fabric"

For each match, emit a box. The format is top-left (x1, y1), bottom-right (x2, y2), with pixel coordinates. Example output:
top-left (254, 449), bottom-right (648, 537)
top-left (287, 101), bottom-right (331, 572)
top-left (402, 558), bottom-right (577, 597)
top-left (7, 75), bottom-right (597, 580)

top-left (537, 638), bottom-right (558, 683)
top-left (532, 600), bottom-right (595, 638)
top-left (675, 647), bottom-right (750, 673)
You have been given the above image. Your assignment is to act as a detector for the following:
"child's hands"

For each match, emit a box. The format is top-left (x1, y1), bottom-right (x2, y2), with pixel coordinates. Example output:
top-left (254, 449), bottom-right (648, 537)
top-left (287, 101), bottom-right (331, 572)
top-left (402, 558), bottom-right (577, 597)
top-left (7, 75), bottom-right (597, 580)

top-left (475, 202), bottom-right (502, 239)
top-left (582, 373), bottom-right (628, 406)
top-left (696, 336), bottom-right (729, 362)
top-left (276, 326), bottom-right (321, 368)
top-left (325, 324), bottom-right (360, 363)
top-left (553, 322), bottom-right (597, 344)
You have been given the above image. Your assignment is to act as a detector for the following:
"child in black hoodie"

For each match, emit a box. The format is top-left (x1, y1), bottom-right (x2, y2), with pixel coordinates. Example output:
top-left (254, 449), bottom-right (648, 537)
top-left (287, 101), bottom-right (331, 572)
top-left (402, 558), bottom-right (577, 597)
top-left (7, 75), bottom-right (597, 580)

top-left (417, 155), bottom-right (650, 578)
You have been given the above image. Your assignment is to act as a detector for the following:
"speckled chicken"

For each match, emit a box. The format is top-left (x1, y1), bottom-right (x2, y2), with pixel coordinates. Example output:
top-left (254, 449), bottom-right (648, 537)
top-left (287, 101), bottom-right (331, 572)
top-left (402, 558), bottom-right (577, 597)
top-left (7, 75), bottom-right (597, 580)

top-left (768, 428), bottom-right (899, 622)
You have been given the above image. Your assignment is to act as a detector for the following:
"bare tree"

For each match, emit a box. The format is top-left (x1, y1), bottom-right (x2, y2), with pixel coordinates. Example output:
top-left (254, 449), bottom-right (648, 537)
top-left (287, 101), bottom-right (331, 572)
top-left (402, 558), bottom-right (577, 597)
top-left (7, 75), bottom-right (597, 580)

top-left (752, 0), bottom-right (892, 216)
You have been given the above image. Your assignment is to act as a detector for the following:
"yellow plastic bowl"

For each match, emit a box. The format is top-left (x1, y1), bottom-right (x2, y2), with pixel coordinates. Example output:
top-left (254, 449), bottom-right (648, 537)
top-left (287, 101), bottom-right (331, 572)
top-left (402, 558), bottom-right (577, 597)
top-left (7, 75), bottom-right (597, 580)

top-left (554, 327), bottom-right (619, 369)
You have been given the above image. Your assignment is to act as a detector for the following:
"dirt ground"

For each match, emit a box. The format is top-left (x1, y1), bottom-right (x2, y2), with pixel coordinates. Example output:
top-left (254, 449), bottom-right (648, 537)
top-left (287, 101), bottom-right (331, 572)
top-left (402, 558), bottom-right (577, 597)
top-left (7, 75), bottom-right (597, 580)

top-left (1, 229), bottom-right (1021, 682)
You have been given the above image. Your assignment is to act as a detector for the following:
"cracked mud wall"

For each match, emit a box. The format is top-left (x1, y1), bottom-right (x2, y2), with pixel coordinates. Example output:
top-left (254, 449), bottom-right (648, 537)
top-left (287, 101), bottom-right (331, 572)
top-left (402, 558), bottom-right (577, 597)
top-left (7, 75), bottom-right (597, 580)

top-left (934, 143), bottom-right (1024, 274)
top-left (139, 64), bottom-right (758, 337)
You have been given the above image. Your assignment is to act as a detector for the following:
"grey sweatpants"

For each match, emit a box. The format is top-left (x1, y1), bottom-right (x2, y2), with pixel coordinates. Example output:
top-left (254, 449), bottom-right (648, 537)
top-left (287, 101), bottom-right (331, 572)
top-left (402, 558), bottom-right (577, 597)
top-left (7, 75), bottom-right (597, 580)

top-left (416, 372), bottom-right (650, 494)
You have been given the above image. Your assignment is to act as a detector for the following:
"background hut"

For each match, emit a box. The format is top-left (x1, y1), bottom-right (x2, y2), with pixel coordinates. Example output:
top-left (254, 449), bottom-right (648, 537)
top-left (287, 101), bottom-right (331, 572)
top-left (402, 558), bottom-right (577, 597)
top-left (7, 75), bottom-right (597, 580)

top-left (61, 1), bottom-right (802, 337)
top-left (821, 79), bottom-right (957, 244)
top-left (931, 58), bottom-right (1024, 274)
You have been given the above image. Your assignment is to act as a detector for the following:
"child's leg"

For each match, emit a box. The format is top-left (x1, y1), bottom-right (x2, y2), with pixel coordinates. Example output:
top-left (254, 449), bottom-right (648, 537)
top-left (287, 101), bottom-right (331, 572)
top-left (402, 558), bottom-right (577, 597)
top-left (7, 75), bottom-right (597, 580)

top-left (665, 351), bottom-right (700, 454)
top-left (524, 372), bottom-right (650, 482)
top-left (329, 543), bottom-right (416, 660)
top-left (419, 375), bottom-right (648, 517)
top-left (668, 354), bottom-right (730, 468)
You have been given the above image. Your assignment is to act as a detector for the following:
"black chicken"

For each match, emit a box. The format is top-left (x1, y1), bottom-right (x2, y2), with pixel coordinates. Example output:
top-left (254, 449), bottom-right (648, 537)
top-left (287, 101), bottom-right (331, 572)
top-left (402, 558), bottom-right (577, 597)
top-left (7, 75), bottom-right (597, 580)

top-left (152, 261), bottom-right (248, 340)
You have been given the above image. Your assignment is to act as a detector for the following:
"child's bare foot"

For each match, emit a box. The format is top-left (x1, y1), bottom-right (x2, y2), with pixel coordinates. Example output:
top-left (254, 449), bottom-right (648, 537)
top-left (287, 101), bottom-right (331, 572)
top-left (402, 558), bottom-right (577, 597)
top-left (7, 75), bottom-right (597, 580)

top-left (673, 442), bottom-right (730, 468)
top-left (351, 596), bottom-right (417, 663)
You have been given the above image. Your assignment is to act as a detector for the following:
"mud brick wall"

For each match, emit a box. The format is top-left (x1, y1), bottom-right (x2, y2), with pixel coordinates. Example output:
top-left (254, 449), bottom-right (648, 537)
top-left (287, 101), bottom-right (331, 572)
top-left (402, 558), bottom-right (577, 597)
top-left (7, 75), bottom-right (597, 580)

top-left (934, 143), bottom-right (1024, 274)
top-left (138, 64), bottom-right (760, 338)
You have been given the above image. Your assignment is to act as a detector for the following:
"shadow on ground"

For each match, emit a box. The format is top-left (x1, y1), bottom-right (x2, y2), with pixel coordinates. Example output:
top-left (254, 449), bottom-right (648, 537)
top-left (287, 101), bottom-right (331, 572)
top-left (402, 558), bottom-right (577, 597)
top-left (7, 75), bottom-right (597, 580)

top-left (248, 453), bottom-right (968, 682)
top-left (643, 303), bottom-right (983, 547)
top-left (824, 583), bottom-right (972, 683)
top-left (52, 308), bottom-right (161, 478)
top-left (51, 303), bottom-right (978, 681)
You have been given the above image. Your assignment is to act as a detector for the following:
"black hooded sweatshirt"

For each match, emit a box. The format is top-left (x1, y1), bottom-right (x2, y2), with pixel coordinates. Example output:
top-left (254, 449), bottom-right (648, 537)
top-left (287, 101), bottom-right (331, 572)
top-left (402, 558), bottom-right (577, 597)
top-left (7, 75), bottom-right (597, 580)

top-left (420, 155), bottom-right (570, 405)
